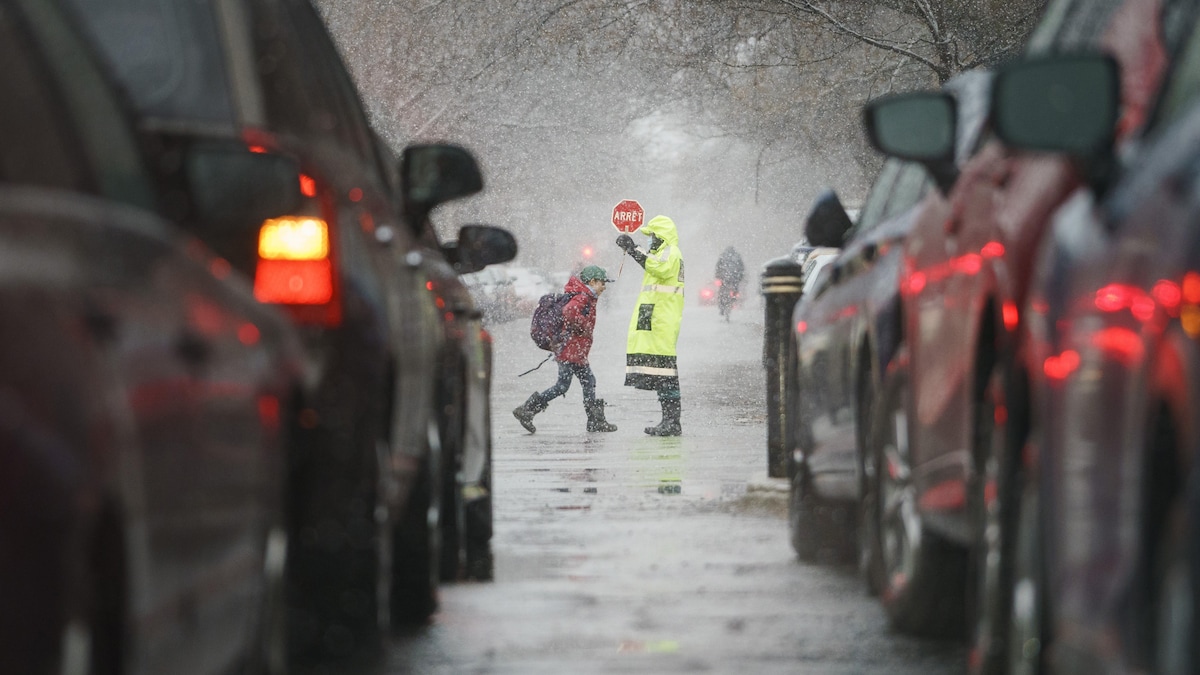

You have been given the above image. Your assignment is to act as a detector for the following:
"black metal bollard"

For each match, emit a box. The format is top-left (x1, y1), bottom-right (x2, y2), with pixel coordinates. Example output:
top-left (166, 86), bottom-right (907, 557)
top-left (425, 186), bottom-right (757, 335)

top-left (761, 256), bottom-right (805, 479)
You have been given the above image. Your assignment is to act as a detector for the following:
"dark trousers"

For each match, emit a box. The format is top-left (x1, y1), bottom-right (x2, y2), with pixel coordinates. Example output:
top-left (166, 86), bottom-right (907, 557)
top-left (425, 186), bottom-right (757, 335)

top-left (538, 361), bottom-right (596, 405)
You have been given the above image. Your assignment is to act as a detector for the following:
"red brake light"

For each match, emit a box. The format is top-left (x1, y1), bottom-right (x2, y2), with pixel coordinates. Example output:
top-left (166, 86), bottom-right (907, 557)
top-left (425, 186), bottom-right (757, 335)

top-left (1043, 349), bottom-right (1080, 381)
top-left (1002, 301), bottom-right (1019, 331)
top-left (299, 174), bottom-right (317, 198)
top-left (981, 241), bottom-right (1005, 258)
top-left (254, 216), bottom-right (341, 325)
top-left (903, 270), bottom-right (927, 296)
top-left (1091, 327), bottom-right (1143, 365)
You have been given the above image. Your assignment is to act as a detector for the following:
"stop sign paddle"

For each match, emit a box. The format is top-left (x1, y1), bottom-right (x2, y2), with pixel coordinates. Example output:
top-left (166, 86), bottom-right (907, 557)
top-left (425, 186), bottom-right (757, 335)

top-left (612, 199), bottom-right (644, 233)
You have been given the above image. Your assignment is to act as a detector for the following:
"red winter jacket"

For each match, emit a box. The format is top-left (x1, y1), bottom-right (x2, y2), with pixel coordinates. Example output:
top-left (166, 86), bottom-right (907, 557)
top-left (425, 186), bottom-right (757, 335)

top-left (557, 276), bottom-right (598, 365)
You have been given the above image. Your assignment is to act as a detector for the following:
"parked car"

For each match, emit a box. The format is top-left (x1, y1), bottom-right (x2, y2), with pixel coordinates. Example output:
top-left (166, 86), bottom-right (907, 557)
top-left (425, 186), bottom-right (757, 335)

top-left (979, 37), bottom-right (1200, 674)
top-left (462, 265), bottom-right (518, 324)
top-left (410, 210), bottom-right (516, 584)
top-left (861, 0), bottom-right (1195, 656)
top-left (788, 71), bottom-right (993, 616)
top-left (761, 235), bottom-right (838, 479)
top-left (63, 0), bottom-right (515, 661)
top-left (0, 0), bottom-right (306, 673)
top-left (506, 265), bottom-right (552, 312)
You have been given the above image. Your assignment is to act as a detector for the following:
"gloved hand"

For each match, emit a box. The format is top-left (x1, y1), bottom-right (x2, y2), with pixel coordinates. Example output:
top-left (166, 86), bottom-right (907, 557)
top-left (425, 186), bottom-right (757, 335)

top-left (616, 234), bottom-right (636, 253)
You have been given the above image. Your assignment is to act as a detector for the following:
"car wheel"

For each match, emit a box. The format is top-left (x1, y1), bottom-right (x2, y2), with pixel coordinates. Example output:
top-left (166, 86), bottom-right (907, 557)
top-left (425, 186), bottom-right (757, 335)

top-left (82, 508), bottom-right (124, 675)
top-left (1006, 471), bottom-right (1045, 674)
top-left (391, 421), bottom-right (441, 625)
top-left (464, 407), bottom-right (494, 582)
top-left (788, 468), bottom-right (821, 562)
top-left (437, 372), bottom-right (467, 582)
top-left (857, 362), bottom-right (884, 596)
top-left (247, 528), bottom-right (288, 675)
top-left (871, 369), bottom-right (967, 638)
top-left (464, 461), bottom-right (494, 582)
top-left (1152, 500), bottom-right (1198, 674)
top-left (788, 466), bottom-right (853, 563)
top-left (285, 424), bottom-right (389, 662)
top-left (859, 433), bottom-right (885, 596)
top-left (969, 361), bottom-right (1022, 675)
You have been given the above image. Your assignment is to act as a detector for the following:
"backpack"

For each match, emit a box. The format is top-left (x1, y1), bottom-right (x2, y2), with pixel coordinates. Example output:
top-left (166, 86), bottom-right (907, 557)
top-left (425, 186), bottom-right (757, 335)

top-left (529, 292), bottom-right (578, 351)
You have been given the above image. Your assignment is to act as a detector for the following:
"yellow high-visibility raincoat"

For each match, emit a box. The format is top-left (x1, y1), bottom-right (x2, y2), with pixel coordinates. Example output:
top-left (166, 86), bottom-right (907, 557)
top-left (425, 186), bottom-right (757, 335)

top-left (624, 215), bottom-right (684, 390)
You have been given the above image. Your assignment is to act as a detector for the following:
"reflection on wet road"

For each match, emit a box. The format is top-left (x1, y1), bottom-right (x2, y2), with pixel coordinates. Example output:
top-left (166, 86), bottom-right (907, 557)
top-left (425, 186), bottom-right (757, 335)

top-left (382, 297), bottom-right (966, 674)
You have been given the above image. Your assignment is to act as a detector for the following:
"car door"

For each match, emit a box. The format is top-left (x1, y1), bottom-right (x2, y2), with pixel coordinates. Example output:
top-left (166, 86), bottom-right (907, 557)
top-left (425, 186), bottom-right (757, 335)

top-left (799, 160), bottom-right (930, 489)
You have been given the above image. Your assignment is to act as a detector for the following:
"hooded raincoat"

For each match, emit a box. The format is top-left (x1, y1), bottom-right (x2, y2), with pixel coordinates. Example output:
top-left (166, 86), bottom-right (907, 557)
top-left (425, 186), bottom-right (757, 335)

top-left (557, 275), bottom-right (598, 365)
top-left (624, 215), bottom-right (684, 390)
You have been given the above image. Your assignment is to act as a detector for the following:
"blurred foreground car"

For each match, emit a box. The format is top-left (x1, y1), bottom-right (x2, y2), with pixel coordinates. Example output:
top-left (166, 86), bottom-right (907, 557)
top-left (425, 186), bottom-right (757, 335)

top-left (985, 43), bottom-right (1200, 673)
top-left (0, 0), bottom-right (305, 672)
top-left (860, 0), bottom-right (1192, 650)
top-left (64, 0), bottom-right (515, 661)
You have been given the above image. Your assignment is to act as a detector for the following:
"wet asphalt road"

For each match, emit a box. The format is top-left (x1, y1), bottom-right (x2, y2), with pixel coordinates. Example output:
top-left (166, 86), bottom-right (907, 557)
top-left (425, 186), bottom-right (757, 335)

top-left (382, 285), bottom-right (967, 674)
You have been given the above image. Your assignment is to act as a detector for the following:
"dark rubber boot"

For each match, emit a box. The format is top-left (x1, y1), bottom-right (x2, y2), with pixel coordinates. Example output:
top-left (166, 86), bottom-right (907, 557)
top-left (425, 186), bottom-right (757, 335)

top-left (512, 393), bottom-right (547, 433)
top-left (644, 398), bottom-right (682, 436)
top-left (585, 399), bottom-right (617, 432)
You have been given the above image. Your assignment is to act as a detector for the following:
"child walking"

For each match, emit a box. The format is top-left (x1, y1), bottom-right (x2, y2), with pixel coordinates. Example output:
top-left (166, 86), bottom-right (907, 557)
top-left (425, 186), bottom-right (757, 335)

top-left (513, 265), bottom-right (618, 433)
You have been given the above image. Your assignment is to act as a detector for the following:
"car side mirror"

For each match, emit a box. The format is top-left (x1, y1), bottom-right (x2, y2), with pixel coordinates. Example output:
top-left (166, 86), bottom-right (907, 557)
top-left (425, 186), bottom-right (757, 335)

top-left (991, 53), bottom-right (1119, 192)
top-left (187, 144), bottom-right (301, 230)
top-left (803, 189), bottom-right (854, 248)
top-left (400, 144), bottom-right (484, 232)
top-left (447, 224), bottom-right (518, 274)
top-left (864, 91), bottom-right (958, 194)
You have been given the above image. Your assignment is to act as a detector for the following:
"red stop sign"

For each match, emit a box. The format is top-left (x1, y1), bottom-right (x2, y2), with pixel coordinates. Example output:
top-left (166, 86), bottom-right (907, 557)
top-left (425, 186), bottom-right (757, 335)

top-left (611, 199), bottom-right (644, 233)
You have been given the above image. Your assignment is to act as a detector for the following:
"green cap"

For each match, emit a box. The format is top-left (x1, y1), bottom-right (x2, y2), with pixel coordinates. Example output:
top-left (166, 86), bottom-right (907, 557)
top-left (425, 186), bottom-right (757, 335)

top-left (579, 265), bottom-right (614, 283)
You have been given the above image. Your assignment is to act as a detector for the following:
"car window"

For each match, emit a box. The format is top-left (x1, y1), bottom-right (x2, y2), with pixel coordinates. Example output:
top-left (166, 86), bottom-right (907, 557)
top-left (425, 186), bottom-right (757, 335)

top-left (284, 0), bottom-right (379, 170)
top-left (853, 159), bottom-right (902, 234)
top-left (1152, 13), bottom-right (1200, 128)
top-left (1026, 0), bottom-right (1124, 52)
top-left (18, 0), bottom-right (156, 210)
top-left (880, 164), bottom-right (931, 222)
top-left (853, 160), bottom-right (930, 237)
top-left (61, 0), bottom-right (237, 127)
top-left (252, 0), bottom-right (379, 174)
top-left (0, 2), bottom-right (88, 189)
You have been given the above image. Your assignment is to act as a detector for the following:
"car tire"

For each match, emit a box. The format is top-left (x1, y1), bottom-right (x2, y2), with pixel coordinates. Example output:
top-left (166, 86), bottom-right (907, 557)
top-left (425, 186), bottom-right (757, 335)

top-left (1152, 499), bottom-right (1198, 674)
top-left (464, 474), bottom-right (494, 582)
top-left (858, 440), bottom-right (885, 597)
top-left (437, 370), bottom-right (467, 583)
top-left (1005, 468), bottom-right (1045, 673)
top-left (285, 424), bottom-right (389, 662)
top-left (788, 467), bottom-right (853, 563)
top-left (391, 422), bottom-right (441, 625)
top-left (464, 412), bottom-right (494, 582)
top-left (870, 369), bottom-right (968, 638)
top-left (246, 528), bottom-right (288, 675)
top-left (857, 360), bottom-right (884, 597)
top-left (969, 360), bottom-right (1023, 675)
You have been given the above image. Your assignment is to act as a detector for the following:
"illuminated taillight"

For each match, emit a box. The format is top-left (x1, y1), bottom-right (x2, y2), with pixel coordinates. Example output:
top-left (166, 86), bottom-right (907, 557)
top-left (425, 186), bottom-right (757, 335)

top-left (258, 217), bottom-right (329, 261)
top-left (255, 259), bottom-right (333, 304)
top-left (1002, 301), bottom-right (1019, 331)
top-left (1043, 349), bottom-right (1079, 381)
top-left (254, 216), bottom-right (341, 325)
